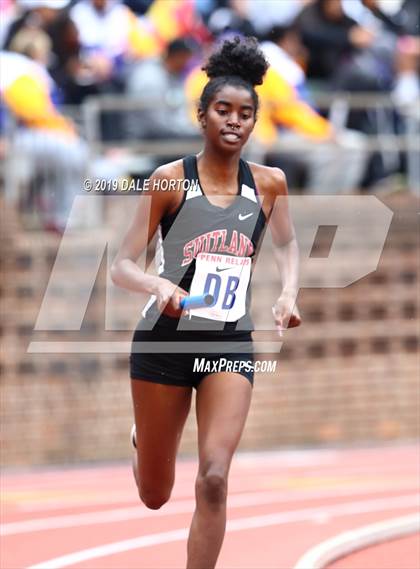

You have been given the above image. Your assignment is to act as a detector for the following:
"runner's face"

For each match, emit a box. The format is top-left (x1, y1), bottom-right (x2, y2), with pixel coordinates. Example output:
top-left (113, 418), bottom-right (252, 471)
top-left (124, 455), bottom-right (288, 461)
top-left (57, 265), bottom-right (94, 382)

top-left (199, 85), bottom-right (256, 151)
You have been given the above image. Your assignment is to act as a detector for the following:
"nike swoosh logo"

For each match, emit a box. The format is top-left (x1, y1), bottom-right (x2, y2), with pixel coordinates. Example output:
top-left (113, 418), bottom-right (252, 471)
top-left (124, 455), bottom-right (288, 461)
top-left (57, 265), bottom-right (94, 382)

top-left (238, 213), bottom-right (254, 221)
top-left (216, 266), bottom-right (232, 272)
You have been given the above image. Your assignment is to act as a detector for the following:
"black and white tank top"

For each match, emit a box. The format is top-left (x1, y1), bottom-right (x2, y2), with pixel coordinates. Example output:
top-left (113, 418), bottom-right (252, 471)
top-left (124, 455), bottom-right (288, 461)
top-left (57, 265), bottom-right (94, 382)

top-left (143, 155), bottom-right (267, 332)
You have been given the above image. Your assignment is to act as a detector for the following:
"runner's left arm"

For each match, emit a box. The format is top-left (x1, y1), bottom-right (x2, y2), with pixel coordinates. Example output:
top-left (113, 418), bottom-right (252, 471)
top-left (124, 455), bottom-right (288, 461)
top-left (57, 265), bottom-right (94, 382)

top-left (267, 169), bottom-right (301, 331)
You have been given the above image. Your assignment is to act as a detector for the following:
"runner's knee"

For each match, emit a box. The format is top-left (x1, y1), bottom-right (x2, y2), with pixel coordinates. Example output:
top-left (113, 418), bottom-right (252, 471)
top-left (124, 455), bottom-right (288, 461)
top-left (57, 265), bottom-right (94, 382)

top-left (139, 485), bottom-right (171, 510)
top-left (196, 466), bottom-right (228, 509)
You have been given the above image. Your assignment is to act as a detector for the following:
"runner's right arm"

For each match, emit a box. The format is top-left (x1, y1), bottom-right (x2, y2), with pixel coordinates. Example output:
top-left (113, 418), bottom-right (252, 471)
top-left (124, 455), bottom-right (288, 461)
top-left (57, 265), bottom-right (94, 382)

top-left (110, 165), bottom-right (188, 312)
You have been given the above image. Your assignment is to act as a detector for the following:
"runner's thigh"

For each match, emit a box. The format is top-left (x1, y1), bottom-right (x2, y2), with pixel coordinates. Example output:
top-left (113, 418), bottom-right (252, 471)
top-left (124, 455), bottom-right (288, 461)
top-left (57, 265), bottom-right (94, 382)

top-left (195, 373), bottom-right (252, 474)
top-left (131, 379), bottom-right (193, 486)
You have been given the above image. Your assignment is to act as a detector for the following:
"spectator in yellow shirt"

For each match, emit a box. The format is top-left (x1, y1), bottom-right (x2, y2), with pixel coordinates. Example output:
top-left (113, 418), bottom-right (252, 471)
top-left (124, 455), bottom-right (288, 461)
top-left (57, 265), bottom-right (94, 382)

top-left (1, 30), bottom-right (88, 231)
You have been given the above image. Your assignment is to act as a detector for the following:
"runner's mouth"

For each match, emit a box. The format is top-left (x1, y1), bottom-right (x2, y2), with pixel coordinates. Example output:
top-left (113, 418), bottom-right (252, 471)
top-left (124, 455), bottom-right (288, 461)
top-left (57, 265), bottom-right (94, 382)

top-left (221, 131), bottom-right (242, 142)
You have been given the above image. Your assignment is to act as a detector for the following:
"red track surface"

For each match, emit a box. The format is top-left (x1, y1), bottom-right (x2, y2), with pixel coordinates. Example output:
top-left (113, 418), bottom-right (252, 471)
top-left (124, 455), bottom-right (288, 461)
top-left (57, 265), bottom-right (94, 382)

top-left (327, 534), bottom-right (420, 569)
top-left (1, 445), bottom-right (419, 569)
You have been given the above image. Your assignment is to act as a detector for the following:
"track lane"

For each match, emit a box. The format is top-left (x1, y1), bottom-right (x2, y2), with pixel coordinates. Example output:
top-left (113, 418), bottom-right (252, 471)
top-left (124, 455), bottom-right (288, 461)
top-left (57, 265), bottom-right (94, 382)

top-left (1, 445), bottom-right (418, 569)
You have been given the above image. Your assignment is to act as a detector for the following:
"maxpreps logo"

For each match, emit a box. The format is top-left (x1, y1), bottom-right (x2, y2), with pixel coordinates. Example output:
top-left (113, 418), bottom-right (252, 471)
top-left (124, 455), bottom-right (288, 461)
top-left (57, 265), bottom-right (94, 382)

top-left (181, 230), bottom-right (254, 266)
top-left (193, 358), bottom-right (277, 374)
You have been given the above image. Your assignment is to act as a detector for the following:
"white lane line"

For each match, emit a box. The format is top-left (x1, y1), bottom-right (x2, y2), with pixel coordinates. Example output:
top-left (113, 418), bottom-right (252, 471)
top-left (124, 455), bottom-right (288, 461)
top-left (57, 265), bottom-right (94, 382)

top-left (5, 444), bottom-right (415, 485)
top-left (27, 494), bottom-right (418, 569)
top-left (4, 452), bottom-right (412, 493)
top-left (13, 469), bottom-right (416, 514)
top-left (5, 446), bottom-right (417, 503)
top-left (294, 513), bottom-right (420, 569)
top-left (15, 466), bottom-right (414, 513)
top-left (3, 485), bottom-right (418, 536)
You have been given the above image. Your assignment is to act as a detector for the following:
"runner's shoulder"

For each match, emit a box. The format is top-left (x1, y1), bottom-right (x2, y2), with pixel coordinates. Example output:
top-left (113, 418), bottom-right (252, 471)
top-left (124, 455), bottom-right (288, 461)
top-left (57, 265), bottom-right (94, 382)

top-left (247, 163), bottom-right (288, 198)
top-left (147, 159), bottom-right (186, 211)
top-left (150, 159), bottom-right (185, 183)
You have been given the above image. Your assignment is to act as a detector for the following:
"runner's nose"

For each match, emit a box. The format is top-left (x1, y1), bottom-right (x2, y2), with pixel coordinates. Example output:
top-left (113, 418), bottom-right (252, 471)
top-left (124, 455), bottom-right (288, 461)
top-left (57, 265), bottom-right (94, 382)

top-left (227, 115), bottom-right (240, 129)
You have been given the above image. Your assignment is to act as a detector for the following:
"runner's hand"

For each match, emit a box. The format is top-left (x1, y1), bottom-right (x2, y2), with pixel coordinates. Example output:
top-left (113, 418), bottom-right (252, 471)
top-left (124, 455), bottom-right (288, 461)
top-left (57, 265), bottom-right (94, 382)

top-left (154, 278), bottom-right (188, 317)
top-left (272, 292), bottom-right (301, 337)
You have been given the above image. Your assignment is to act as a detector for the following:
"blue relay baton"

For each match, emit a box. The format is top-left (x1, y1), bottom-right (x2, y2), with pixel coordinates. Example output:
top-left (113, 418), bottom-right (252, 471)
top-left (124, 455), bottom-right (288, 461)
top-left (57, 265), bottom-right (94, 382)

top-left (180, 294), bottom-right (214, 310)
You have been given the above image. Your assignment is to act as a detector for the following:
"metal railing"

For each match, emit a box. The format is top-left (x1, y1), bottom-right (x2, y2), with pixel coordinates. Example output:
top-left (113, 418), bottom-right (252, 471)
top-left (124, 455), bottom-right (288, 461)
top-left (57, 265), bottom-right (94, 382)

top-left (80, 92), bottom-right (420, 153)
top-left (1, 90), bottom-right (419, 220)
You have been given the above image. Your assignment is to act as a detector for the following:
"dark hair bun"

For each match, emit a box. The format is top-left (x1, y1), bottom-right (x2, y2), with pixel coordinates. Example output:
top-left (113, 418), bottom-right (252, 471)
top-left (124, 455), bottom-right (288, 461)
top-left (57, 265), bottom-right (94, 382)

top-left (203, 36), bottom-right (268, 87)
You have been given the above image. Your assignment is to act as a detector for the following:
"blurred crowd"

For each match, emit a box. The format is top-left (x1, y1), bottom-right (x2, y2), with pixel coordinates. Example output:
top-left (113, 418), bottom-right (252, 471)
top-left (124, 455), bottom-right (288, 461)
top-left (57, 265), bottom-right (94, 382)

top-left (0, 0), bottom-right (419, 231)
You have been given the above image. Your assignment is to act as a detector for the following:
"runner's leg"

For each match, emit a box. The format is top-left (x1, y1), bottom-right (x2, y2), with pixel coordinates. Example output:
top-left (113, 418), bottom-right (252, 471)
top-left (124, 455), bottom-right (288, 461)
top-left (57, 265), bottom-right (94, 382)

top-left (131, 379), bottom-right (192, 509)
top-left (186, 372), bottom-right (252, 568)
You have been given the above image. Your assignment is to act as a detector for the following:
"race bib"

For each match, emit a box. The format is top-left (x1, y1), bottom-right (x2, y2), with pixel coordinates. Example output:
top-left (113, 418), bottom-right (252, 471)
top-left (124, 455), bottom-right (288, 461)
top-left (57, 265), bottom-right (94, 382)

top-left (188, 252), bottom-right (251, 322)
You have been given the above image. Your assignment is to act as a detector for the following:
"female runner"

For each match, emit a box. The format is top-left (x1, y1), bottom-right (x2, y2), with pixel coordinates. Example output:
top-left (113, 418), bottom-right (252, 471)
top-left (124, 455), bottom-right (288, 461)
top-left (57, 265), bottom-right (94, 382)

top-left (111, 36), bottom-right (300, 569)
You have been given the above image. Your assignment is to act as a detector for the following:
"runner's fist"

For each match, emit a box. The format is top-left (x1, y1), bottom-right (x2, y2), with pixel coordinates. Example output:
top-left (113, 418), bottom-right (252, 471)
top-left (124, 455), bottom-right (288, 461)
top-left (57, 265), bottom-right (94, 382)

top-left (272, 292), bottom-right (301, 337)
top-left (155, 278), bottom-right (188, 317)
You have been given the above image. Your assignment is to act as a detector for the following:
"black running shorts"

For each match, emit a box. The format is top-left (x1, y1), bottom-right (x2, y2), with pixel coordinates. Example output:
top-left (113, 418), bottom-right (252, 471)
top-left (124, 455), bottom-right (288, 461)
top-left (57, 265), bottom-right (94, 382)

top-left (130, 319), bottom-right (254, 388)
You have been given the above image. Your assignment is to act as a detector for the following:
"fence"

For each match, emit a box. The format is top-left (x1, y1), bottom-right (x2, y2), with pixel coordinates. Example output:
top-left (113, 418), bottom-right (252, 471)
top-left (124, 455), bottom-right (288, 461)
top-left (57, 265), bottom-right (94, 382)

top-left (2, 92), bottom-right (419, 227)
top-left (80, 93), bottom-right (419, 186)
